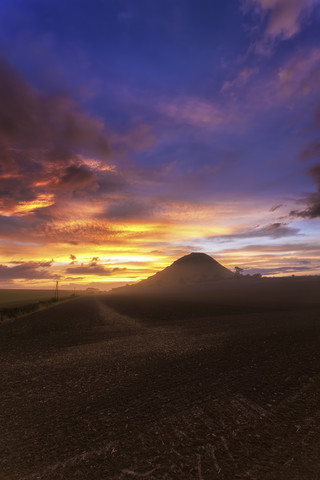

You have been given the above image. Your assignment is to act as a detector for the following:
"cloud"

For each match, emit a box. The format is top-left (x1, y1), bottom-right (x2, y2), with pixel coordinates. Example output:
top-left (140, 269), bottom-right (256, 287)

top-left (0, 59), bottom-right (109, 160)
top-left (70, 254), bottom-right (77, 264)
top-left (0, 214), bottom-right (40, 241)
top-left (151, 47), bottom-right (320, 140)
top-left (300, 142), bottom-right (320, 161)
top-left (310, 164), bottom-right (320, 184)
top-left (278, 48), bottom-right (320, 97)
top-left (0, 57), bottom-right (141, 251)
top-left (104, 199), bottom-right (156, 220)
top-left (245, 0), bottom-right (319, 40)
top-left (291, 164), bottom-right (320, 218)
top-left (66, 257), bottom-right (126, 276)
top-left (210, 222), bottom-right (300, 242)
top-left (58, 164), bottom-right (97, 191)
top-left (0, 261), bottom-right (59, 280)
top-left (0, 58), bottom-right (126, 216)
top-left (221, 67), bottom-right (259, 93)
top-left (220, 242), bottom-right (320, 253)
top-left (291, 193), bottom-right (320, 219)
top-left (156, 97), bottom-right (236, 128)
top-left (247, 265), bottom-right (312, 275)
top-left (269, 204), bottom-right (284, 212)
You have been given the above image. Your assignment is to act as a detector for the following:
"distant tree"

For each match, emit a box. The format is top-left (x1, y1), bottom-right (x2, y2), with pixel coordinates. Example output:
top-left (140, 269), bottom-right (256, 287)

top-left (234, 266), bottom-right (243, 278)
top-left (252, 273), bottom-right (262, 279)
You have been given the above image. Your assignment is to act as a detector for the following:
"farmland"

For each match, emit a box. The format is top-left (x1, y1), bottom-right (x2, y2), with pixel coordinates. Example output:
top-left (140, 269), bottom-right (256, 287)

top-left (0, 289), bottom-right (76, 308)
top-left (0, 289), bottom-right (78, 321)
top-left (1, 286), bottom-right (320, 479)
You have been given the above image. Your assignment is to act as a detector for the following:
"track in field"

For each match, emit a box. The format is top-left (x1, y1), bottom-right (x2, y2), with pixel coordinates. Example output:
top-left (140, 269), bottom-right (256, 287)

top-left (1, 295), bottom-right (320, 479)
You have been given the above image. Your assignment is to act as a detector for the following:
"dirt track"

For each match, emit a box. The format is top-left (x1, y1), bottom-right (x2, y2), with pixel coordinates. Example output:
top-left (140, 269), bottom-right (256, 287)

top-left (1, 294), bottom-right (320, 479)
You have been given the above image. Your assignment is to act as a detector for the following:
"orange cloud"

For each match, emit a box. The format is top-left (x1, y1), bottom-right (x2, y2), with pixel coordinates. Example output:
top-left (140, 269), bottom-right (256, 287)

top-left (0, 194), bottom-right (55, 216)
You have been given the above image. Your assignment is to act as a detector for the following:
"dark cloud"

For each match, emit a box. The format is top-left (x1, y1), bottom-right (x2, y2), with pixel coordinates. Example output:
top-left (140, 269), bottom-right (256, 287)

top-left (246, 266), bottom-right (312, 276)
top-left (291, 193), bottom-right (320, 218)
top-left (0, 261), bottom-right (59, 280)
top-left (66, 257), bottom-right (126, 276)
top-left (290, 164), bottom-right (320, 218)
top-left (58, 164), bottom-right (97, 191)
top-left (0, 59), bottom-right (109, 159)
top-left (37, 259), bottom-right (54, 268)
top-left (269, 204), bottom-right (284, 212)
top-left (300, 143), bottom-right (320, 161)
top-left (70, 254), bottom-right (77, 264)
top-left (104, 199), bottom-right (155, 220)
top-left (96, 170), bottom-right (127, 195)
top-left (255, 223), bottom-right (299, 238)
top-left (310, 164), bottom-right (320, 184)
top-left (0, 215), bottom-right (29, 237)
top-left (0, 58), bottom-right (125, 214)
top-left (0, 175), bottom-right (35, 208)
top-left (10, 259), bottom-right (54, 267)
top-left (290, 100), bottom-right (320, 218)
top-left (210, 223), bottom-right (300, 242)
top-left (66, 264), bottom-right (126, 276)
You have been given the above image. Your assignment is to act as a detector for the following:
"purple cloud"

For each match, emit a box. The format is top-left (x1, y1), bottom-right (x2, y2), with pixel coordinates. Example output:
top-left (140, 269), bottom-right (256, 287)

top-left (209, 223), bottom-right (300, 242)
top-left (291, 164), bottom-right (320, 218)
top-left (246, 0), bottom-right (318, 41)
top-left (0, 261), bottom-right (59, 280)
top-left (0, 58), bottom-right (125, 214)
top-left (104, 199), bottom-right (156, 220)
top-left (65, 257), bottom-right (126, 276)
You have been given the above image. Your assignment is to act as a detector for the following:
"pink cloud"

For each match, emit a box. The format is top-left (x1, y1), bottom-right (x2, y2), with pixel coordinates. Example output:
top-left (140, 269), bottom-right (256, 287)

top-left (245, 0), bottom-right (319, 45)
top-left (221, 67), bottom-right (259, 93)
top-left (230, 47), bottom-right (320, 113)
top-left (157, 97), bottom-right (238, 129)
top-left (278, 48), bottom-right (320, 96)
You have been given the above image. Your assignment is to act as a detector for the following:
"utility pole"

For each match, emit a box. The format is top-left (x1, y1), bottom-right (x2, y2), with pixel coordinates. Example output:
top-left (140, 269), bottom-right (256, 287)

top-left (54, 281), bottom-right (59, 301)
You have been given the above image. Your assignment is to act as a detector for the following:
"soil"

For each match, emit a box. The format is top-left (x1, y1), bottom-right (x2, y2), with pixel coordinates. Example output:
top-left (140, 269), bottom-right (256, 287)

top-left (1, 293), bottom-right (320, 479)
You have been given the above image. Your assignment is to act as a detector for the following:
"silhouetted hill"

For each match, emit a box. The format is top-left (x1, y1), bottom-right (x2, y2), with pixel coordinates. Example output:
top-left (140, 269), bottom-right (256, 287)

top-left (144, 252), bottom-right (233, 286)
top-left (109, 253), bottom-right (320, 308)
top-left (112, 252), bottom-right (234, 295)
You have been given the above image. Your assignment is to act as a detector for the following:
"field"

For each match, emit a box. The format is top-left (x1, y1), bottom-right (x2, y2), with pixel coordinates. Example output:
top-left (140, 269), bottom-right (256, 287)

top-left (0, 289), bottom-right (77, 321)
top-left (0, 289), bottom-right (76, 309)
top-left (1, 283), bottom-right (320, 479)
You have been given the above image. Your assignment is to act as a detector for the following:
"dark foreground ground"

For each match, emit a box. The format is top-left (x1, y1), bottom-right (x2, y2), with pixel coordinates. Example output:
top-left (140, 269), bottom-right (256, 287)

top-left (1, 293), bottom-right (320, 479)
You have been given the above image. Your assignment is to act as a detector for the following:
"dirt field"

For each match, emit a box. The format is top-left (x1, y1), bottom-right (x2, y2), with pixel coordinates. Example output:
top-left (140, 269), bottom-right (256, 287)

top-left (1, 293), bottom-right (320, 479)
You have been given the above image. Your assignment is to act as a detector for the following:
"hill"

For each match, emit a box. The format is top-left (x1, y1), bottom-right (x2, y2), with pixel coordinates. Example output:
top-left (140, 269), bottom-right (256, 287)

top-left (109, 253), bottom-right (320, 308)
top-left (142, 252), bottom-right (233, 286)
top-left (112, 252), bottom-right (234, 295)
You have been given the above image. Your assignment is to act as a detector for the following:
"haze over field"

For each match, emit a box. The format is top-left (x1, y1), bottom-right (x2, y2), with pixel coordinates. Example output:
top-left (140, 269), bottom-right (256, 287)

top-left (1, 280), bottom-right (320, 479)
top-left (0, 0), bottom-right (320, 288)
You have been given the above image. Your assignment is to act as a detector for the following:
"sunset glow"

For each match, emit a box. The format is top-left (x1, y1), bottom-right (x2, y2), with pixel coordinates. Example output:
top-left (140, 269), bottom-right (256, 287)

top-left (0, 0), bottom-right (320, 289)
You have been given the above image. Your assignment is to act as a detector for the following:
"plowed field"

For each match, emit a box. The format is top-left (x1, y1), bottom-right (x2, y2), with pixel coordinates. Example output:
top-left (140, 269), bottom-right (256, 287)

top-left (1, 295), bottom-right (320, 479)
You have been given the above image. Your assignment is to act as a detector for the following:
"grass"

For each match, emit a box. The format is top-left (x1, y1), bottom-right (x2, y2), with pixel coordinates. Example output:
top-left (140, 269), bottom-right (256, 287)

top-left (0, 289), bottom-right (78, 321)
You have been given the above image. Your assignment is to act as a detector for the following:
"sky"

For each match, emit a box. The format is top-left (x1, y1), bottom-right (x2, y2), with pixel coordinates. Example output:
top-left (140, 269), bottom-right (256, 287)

top-left (0, 0), bottom-right (320, 290)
